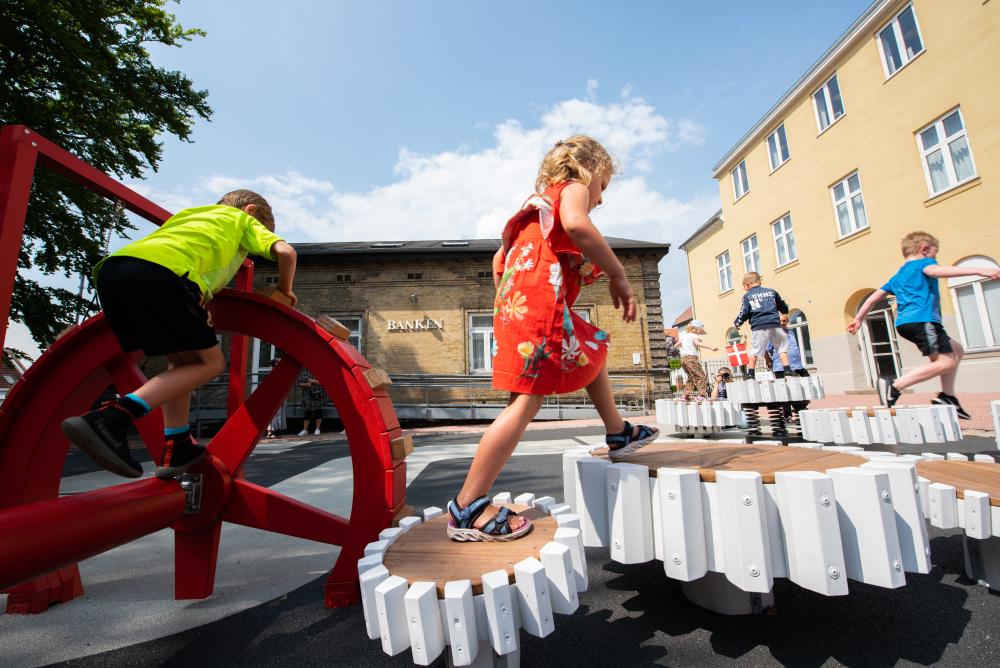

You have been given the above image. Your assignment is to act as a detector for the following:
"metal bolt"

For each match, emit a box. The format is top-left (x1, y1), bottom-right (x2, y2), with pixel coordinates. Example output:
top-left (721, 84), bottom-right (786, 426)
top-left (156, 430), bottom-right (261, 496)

top-left (742, 495), bottom-right (753, 506)
top-left (24, 129), bottom-right (31, 134)
top-left (505, 633), bottom-right (511, 642)
top-left (893, 560), bottom-right (901, 570)
top-left (416, 643), bottom-right (422, 652)
top-left (411, 618), bottom-right (417, 625)
top-left (820, 495), bottom-right (831, 507)
top-left (457, 647), bottom-right (464, 654)
top-left (614, 541), bottom-right (621, 550)
top-left (748, 565), bottom-right (760, 577)
top-left (667, 490), bottom-right (676, 500)
top-left (672, 555), bottom-right (682, 565)
top-left (882, 491), bottom-right (891, 503)
top-left (454, 618), bottom-right (460, 626)
top-left (500, 606), bottom-right (507, 614)
top-left (828, 566), bottom-right (840, 580)
top-left (31, 141), bottom-right (37, 147)
top-left (610, 484), bottom-right (617, 491)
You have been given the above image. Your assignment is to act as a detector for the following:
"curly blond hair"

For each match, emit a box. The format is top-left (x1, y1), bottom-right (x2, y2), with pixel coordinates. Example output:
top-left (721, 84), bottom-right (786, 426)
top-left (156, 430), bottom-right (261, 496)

top-left (217, 189), bottom-right (275, 231)
top-left (535, 135), bottom-right (616, 193)
top-left (900, 231), bottom-right (939, 257)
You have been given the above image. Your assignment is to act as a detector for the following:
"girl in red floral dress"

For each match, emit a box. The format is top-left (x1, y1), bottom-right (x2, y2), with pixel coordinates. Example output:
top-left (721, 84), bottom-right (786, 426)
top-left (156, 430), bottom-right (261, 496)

top-left (447, 135), bottom-right (659, 542)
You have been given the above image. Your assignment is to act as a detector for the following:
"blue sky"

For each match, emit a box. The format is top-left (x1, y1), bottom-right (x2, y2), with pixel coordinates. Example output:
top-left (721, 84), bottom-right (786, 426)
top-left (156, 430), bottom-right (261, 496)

top-left (11, 0), bottom-right (875, 357)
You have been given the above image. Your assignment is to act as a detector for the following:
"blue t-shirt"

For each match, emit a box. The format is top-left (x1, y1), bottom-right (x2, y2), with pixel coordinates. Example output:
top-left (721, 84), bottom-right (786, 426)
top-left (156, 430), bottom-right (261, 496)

top-left (881, 258), bottom-right (940, 325)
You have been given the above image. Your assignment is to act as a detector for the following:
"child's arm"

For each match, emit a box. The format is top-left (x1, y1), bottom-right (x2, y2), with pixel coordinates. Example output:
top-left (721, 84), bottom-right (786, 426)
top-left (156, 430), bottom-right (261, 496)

top-left (559, 183), bottom-right (636, 321)
top-left (846, 288), bottom-right (888, 334)
top-left (774, 291), bottom-right (790, 315)
top-left (271, 241), bottom-right (298, 306)
top-left (492, 247), bottom-right (505, 290)
top-left (695, 339), bottom-right (719, 352)
top-left (734, 295), bottom-right (750, 328)
top-left (924, 264), bottom-right (1000, 280)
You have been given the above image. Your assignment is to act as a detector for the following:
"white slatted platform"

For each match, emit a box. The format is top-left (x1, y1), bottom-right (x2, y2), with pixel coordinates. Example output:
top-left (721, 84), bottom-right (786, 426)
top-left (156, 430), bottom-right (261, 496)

top-left (360, 495), bottom-right (585, 666)
top-left (564, 443), bottom-right (936, 614)
top-left (655, 398), bottom-right (742, 433)
top-left (727, 376), bottom-right (826, 404)
top-left (798, 405), bottom-right (962, 445)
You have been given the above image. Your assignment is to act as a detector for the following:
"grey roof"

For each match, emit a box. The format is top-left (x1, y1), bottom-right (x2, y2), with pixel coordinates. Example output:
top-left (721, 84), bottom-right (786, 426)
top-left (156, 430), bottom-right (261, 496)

top-left (290, 237), bottom-right (670, 257)
top-left (679, 209), bottom-right (723, 251)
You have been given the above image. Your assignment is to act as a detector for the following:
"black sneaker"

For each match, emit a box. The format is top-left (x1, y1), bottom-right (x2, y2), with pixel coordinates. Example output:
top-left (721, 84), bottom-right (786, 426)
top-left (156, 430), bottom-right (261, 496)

top-left (61, 402), bottom-right (143, 478)
top-left (155, 437), bottom-right (207, 479)
top-left (745, 368), bottom-right (756, 380)
top-left (932, 392), bottom-right (971, 420)
top-left (877, 378), bottom-right (902, 409)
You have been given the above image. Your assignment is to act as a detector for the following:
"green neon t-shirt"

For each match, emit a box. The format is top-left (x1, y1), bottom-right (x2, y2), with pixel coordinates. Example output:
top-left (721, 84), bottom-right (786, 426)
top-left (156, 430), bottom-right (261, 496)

top-left (95, 205), bottom-right (283, 301)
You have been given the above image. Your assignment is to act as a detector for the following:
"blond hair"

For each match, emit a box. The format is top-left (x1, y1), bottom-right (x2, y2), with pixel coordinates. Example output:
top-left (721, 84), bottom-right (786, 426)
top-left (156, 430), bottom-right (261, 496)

top-left (900, 231), bottom-right (938, 257)
top-left (535, 135), bottom-right (616, 193)
top-left (218, 189), bottom-right (275, 231)
top-left (686, 323), bottom-right (706, 335)
top-left (743, 271), bottom-right (761, 286)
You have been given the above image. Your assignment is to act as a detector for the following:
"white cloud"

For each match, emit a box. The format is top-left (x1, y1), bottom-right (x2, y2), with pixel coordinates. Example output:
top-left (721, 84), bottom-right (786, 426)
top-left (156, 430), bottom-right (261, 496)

top-left (128, 87), bottom-right (718, 332)
top-left (585, 78), bottom-right (599, 101)
top-left (620, 83), bottom-right (633, 99)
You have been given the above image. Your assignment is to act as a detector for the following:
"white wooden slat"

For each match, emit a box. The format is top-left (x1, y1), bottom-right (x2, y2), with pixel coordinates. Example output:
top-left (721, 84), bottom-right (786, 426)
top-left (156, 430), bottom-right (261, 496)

top-left (921, 452), bottom-right (945, 461)
top-left (540, 542), bottom-right (578, 614)
top-left (675, 400), bottom-right (688, 428)
top-left (874, 409), bottom-right (898, 445)
top-left (712, 402), bottom-right (725, 427)
top-left (992, 400), bottom-right (1000, 449)
top-left (893, 409), bottom-right (923, 445)
top-left (444, 580), bottom-right (479, 666)
top-left (787, 377), bottom-right (804, 401)
top-left (375, 575), bottom-right (411, 655)
top-left (814, 411), bottom-right (835, 443)
top-left (405, 582), bottom-right (446, 665)
top-left (974, 454), bottom-right (996, 463)
top-left (358, 553), bottom-right (383, 575)
top-left (379, 527), bottom-right (404, 543)
top-left (492, 492), bottom-right (513, 506)
top-left (773, 378), bottom-right (789, 402)
top-left (848, 409), bottom-right (873, 446)
top-left (513, 557), bottom-right (554, 638)
top-left (607, 463), bottom-right (654, 564)
top-left (657, 468), bottom-right (708, 582)
top-left (716, 471), bottom-right (773, 593)
top-left (993, 506), bottom-right (1000, 537)
top-left (758, 380), bottom-right (775, 403)
top-left (548, 503), bottom-right (571, 517)
top-left (817, 375), bottom-right (827, 397)
top-left (575, 457), bottom-right (611, 547)
top-left (687, 402), bottom-right (701, 428)
top-left (746, 380), bottom-right (761, 403)
top-left (822, 445), bottom-right (863, 452)
top-left (360, 564), bottom-right (390, 640)
top-left (809, 376), bottom-right (823, 399)
top-left (513, 493), bottom-right (536, 507)
top-left (481, 570), bottom-right (519, 656)
top-left (964, 490), bottom-right (992, 540)
top-left (533, 496), bottom-right (556, 514)
top-left (946, 452), bottom-right (969, 461)
top-left (761, 484), bottom-right (788, 579)
top-left (700, 402), bottom-right (714, 427)
top-left (422, 506), bottom-right (444, 522)
top-left (562, 450), bottom-right (591, 514)
top-left (829, 410), bottom-right (851, 444)
top-left (932, 404), bottom-right (959, 442)
top-left (917, 476), bottom-right (931, 518)
top-left (828, 467), bottom-right (906, 589)
top-left (928, 483), bottom-right (959, 529)
top-left (399, 516), bottom-right (423, 533)
top-left (700, 482), bottom-right (725, 572)
top-left (861, 461), bottom-right (931, 574)
top-left (774, 471), bottom-right (848, 596)
top-left (555, 513), bottom-right (581, 530)
top-left (365, 540), bottom-right (391, 557)
top-left (858, 451), bottom-right (897, 460)
top-left (798, 410), bottom-right (815, 442)
top-left (650, 478), bottom-right (663, 562)
top-left (554, 526), bottom-right (588, 591)
top-left (913, 407), bottom-right (945, 443)
top-left (655, 399), bottom-right (673, 426)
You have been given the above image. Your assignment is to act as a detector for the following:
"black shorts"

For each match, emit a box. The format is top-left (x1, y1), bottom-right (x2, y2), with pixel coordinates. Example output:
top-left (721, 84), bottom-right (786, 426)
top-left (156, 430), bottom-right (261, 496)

top-left (304, 408), bottom-right (323, 421)
top-left (896, 321), bottom-right (953, 356)
top-left (96, 257), bottom-right (218, 356)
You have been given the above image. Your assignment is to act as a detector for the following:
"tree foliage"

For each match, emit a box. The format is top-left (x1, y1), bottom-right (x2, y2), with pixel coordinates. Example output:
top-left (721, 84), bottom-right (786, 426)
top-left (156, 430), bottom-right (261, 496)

top-left (0, 0), bottom-right (211, 357)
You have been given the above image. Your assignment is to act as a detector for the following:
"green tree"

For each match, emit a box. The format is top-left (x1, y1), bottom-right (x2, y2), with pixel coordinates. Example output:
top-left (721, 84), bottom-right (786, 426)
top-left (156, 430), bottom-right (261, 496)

top-left (1, 0), bottom-right (211, 359)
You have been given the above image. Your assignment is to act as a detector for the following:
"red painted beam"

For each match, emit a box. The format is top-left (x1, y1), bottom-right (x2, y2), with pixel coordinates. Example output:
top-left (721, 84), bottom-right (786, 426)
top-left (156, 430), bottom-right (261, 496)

top-left (0, 478), bottom-right (185, 591)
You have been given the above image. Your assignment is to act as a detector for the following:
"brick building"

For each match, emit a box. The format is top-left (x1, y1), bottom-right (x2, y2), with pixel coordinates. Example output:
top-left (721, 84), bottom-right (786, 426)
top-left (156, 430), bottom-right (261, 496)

top-left (253, 238), bottom-right (671, 419)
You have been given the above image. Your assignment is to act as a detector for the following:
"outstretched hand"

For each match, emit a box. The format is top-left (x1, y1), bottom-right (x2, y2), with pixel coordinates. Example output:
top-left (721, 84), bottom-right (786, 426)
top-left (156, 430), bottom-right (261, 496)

top-left (609, 275), bottom-right (636, 322)
top-left (846, 318), bottom-right (862, 335)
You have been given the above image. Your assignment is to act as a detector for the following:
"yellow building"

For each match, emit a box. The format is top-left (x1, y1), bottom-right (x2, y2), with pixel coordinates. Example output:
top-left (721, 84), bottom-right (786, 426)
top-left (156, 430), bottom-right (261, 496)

top-left (682, 0), bottom-right (1000, 394)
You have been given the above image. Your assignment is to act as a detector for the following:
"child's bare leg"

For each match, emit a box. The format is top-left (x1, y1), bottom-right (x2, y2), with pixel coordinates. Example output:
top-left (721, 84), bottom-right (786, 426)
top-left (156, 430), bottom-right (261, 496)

top-left (585, 364), bottom-right (625, 434)
top-left (891, 352), bottom-right (958, 391)
top-left (940, 339), bottom-right (964, 395)
top-left (747, 355), bottom-right (757, 369)
top-left (133, 346), bottom-right (226, 426)
top-left (779, 352), bottom-right (790, 368)
top-left (457, 392), bottom-right (543, 530)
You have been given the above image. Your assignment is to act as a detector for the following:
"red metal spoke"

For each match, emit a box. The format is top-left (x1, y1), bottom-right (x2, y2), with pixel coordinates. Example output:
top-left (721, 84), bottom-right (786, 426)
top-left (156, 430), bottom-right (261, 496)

top-left (224, 479), bottom-right (350, 546)
top-left (175, 523), bottom-right (222, 599)
top-left (105, 353), bottom-right (165, 463)
top-left (210, 355), bottom-right (302, 474)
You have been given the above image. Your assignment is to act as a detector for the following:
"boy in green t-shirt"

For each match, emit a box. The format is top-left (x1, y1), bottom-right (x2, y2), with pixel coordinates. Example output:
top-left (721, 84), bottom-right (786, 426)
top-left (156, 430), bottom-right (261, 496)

top-left (61, 189), bottom-right (298, 479)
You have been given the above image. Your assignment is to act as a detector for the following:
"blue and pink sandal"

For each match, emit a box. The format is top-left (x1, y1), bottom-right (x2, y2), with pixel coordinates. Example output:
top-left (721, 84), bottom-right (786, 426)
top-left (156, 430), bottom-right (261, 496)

top-left (446, 495), bottom-right (533, 542)
top-left (607, 421), bottom-right (659, 461)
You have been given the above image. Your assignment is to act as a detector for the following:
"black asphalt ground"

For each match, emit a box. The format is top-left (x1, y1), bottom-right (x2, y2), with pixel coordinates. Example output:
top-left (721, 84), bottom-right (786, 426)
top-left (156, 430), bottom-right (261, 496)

top-left (46, 430), bottom-right (1000, 667)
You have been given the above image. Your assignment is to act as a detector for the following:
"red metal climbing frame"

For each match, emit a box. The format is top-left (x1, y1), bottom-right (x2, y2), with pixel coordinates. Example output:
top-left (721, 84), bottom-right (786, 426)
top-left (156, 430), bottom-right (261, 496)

top-left (0, 125), bottom-right (405, 613)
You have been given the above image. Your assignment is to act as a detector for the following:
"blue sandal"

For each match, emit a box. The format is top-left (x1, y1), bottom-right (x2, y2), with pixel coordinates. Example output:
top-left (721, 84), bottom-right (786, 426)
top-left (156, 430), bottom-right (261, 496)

top-left (446, 495), bottom-right (533, 542)
top-left (607, 421), bottom-right (659, 461)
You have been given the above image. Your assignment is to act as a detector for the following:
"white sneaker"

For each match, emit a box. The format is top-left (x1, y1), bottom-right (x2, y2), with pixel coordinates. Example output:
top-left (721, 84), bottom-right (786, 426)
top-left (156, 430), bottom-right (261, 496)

top-left (313, 429), bottom-right (321, 435)
top-left (297, 429), bottom-right (308, 437)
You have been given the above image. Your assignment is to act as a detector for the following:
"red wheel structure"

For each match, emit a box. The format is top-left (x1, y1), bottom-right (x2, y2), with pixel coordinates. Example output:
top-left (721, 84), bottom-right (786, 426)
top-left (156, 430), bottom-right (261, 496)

top-left (0, 125), bottom-right (405, 613)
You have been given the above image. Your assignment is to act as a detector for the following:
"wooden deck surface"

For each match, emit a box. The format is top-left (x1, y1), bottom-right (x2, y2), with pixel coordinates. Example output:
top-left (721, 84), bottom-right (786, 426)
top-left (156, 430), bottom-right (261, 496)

top-left (916, 460), bottom-right (1000, 506)
top-left (382, 506), bottom-right (557, 596)
top-left (591, 443), bottom-right (867, 483)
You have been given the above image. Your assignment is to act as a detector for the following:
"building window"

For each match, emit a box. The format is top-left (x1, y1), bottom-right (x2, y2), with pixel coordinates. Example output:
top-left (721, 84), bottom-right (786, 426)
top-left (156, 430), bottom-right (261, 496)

top-left (731, 160), bottom-right (749, 201)
top-left (813, 74), bottom-right (845, 132)
top-left (469, 313), bottom-right (495, 373)
top-left (948, 256), bottom-right (1000, 350)
top-left (741, 234), bottom-right (760, 273)
top-left (335, 273), bottom-right (352, 283)
top-left (717, 251), bottom-right (733, 293)
top-left (573, 308), bottom-right (591, 323)
top-left (725, 328), bottom-right (741, 346)
top-left (771, 214), bottom-right (797, 267)
top-left (476, 270), bottom-right (492, 278)
top-left (327, 314), bottom-right (363, 351)
top-left (407, 272), bottom-right (423, 281)
top-left (877, 3), bottom-right (924, 78)
top-left (918, 108), bottom-right (977, 196)
top-left (830, 171), bottom-right (869, 238)
top-left (788, 309), bottom-right (814, 366)
top-left (766, 124), bottom-right (790, 171)
top-left (263, 275), bottom-right (279, 285)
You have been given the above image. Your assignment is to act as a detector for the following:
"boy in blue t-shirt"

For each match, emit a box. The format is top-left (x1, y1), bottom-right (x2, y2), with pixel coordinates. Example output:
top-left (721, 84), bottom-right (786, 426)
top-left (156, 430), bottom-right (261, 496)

top-left (848, 231), bottom-right (999, 417)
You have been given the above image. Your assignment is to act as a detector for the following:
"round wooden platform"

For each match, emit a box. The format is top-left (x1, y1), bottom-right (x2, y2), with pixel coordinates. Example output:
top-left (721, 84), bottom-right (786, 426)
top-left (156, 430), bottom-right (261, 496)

top-left (590, 443), bottom-right (867, 483)
top-left (916, 460), bottom-right (1000, 506)
top-left (382, 506), bottom-right (558, 596)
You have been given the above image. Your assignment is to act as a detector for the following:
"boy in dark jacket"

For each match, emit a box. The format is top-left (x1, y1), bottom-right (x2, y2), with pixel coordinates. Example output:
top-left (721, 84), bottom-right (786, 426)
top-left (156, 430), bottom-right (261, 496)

top-left (734, 272), bottom-right (789, 379)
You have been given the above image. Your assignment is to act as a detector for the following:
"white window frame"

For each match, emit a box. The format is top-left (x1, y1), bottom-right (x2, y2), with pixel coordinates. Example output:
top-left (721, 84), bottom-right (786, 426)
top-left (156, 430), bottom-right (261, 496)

top-left (329, 313), bottom-right (364, 352)
top-left (771, 214), bottom-right (797, 267)
top-left (766, 123), bottom-right (790, 172)
top-left (948, 257), bottom-right (1000, 351)
top-left (731, 160), bottom-right (749, 201)
top-left (812, 73), bottom-right (845, 133)
top-left (830, 171), bottom-right (869, 239)
top-left (876, 3), bottom-right (925, 79)
top-left (717, 251), bottom-right (733, 293)
top-left (741, 234), bottom-right (760, 273)
top-left (917, 108), bottom-right (978, 197)
top-left (788, 309), bottom-right (814, 366)
top-left (468, 312), bottom-right (495, 374)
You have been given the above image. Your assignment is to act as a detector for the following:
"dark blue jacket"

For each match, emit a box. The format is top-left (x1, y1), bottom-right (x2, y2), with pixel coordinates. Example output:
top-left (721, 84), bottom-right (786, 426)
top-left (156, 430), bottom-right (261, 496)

top-left (734, 286), bottom-right (789, 330)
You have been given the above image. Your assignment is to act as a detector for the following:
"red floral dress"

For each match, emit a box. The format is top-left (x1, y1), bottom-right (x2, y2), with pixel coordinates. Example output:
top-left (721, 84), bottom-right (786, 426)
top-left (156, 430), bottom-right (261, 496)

top-left (491, 182), bottom-right (610, 394)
